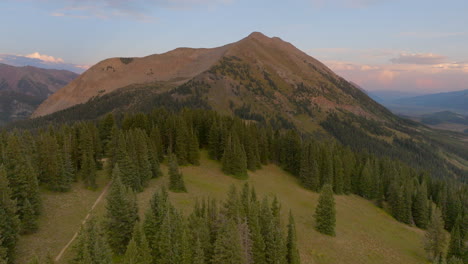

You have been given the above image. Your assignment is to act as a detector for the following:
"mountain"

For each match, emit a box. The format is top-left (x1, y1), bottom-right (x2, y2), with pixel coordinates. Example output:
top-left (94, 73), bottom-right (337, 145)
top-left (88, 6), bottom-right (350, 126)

top-left (25, 32), bottom-right (467, 180)
top-left (382, 89), bottom-right (468, 115)
top-left (0, 63), bottom-right (77, 124)
top-left (33, 32), bottom-right (391, 122)
top-left (367, 90), bottom-right (425, 103)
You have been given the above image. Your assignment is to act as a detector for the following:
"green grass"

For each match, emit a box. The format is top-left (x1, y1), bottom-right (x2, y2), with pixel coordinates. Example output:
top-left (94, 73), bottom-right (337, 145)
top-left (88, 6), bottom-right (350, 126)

top-left (17, 151), bottom-right (429, 264)
top-left (15, 170), bottom-right (110, 263)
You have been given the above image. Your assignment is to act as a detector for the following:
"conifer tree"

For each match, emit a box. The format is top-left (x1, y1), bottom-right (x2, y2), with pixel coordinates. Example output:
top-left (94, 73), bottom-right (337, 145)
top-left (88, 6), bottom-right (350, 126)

top-left (212, 219), bottom-right (243, 264)
top-left (447, 217), bottom-right (463, 260)
top-left (299, 144), bottom-right (319, 191)
top-left (104, 165), bottom-right (139, 254)
top-left (150, 126), bottom-right (164, 162)
top-left (20, 199), bottom-right (38, 234)
top-left (333, 155), bottom-right (344, 195)
top-left (123, 238), bottom-right (139, 264)
top-left (248, 201), bottom-right (266, 264)
top-left (187, 129), bottom-right (200, 166)
top-left (221, 133), bottom-right (247, 179)
top-left (413, 182), bottom-right (429, 229)
top-left (168, 154), bottom-right (187, 192)
top-left (286, 211), bottom-right (300, 264)
top-left (0, 165), bottom-right (20, 264)
top-left (315, 184), bottom-right (336, 236)
top-left (72, 217), bottom-right (112, 264)
top-left (79, 129), bottom-right (97, 189)
top-left (424, 207), bottom-right (448, 261)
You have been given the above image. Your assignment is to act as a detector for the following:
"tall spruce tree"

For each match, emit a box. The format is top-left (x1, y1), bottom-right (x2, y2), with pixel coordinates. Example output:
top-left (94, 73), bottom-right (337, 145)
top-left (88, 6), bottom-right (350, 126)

top-left (104, 165), bottom-right (139, 254)
top-left (72, 217), bottom-right (112, 264)
top-left (315, 184), bottom-right (336, 236)
top-left (424, 207), bottom-right (448, 261)
top-left (221, 133), bottom-right (247, 179)
top-left (413, 182), bottom-right (429, 229)
top-left (212, 219), bottom-right (243, 264)
top-left (286, 211), bottom-right (300, 264)
top-left (447, 217), bottom-right (463, 260)
top-left (168, 154), bottom-right (187, 192)
top-left (0, 165), bottom-right (20, 264)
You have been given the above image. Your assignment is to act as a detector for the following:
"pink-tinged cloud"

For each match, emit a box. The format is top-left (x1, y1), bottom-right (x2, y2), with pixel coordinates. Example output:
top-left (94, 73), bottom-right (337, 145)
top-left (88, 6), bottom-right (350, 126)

top-left (25, 52), bottom-right (64, 63)
top-left (324, 60), bottom-right (468, 93)
top-left (390, 53), bottom-right (447, 65)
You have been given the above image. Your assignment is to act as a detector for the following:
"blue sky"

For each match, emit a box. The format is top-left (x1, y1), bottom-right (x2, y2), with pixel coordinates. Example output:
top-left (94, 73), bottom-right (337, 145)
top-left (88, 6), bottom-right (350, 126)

top-left (1, 0), bottom-right (467, 92)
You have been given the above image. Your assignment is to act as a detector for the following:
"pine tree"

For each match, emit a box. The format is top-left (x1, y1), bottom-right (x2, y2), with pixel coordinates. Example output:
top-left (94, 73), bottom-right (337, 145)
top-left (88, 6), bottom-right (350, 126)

top-left (320, 147), bottom-right (333, 187)
top-left (79, 128), bottom-right (97, 189)
top-left (192, 238), bottom-right (206, 264)
top-left (72, 217), bottom-right (112, 264)
top-left (333, 155), bottom-right (344, 195)
top-left (187, 129), bottom-right (200, 166)
top-left (248, 201), bottom-right (266, 264)
top-left (20, 198), bottom-right (38, 234)
top-left (104, 165), bottom-right (139, 254)
top-left (212, 219), bottom-right (243, 264)
top-left (447, 217), bottom-right (463, 260)
top-left (168, 154), bottom-right (187, 192)
top-left (424, 207), bottom-right (448, 261)
top-left (221, 133), bottom-right (247, 179)
top-left (123, 238), bottom-right (139, 264)
top-left (286, 211), bottom-right (300, 264)
top-left (413, 182), bottom-right (429, 229)
top-left (0, 165), bottom-right (20, 264)
top-left (299, 144), bottom-right (319, 191)
top-left (315, 184), bottom-right (336, 236)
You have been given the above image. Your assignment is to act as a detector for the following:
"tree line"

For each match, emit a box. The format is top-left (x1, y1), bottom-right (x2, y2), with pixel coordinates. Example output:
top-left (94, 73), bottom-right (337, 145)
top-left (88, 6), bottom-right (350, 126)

top-left (0, 108), bottom-right (466, 263)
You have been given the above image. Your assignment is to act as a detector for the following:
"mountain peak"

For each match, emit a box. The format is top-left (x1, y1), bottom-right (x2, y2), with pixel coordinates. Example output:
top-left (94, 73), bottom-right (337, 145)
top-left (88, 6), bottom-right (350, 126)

top-left (246, 31), bottom-right (269, 39)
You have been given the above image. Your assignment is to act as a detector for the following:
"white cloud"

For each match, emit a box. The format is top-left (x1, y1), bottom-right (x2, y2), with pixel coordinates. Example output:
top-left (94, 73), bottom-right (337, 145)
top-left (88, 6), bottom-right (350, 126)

top-left (25, 52), bottom-right (64, 63)
top-left (390, 53), bottom-right (447, 65)
top-left (0, 53), bottom-right (86, 73)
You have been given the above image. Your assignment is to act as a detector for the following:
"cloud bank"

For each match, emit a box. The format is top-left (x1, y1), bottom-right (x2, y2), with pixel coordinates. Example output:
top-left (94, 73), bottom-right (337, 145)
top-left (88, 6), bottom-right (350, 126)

top-left (0, 53), bottom-right (88, 73)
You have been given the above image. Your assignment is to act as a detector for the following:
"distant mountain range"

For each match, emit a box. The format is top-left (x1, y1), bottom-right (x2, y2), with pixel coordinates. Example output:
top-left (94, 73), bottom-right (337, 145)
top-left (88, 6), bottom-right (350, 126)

top-left (368, 89), bottom-right (468, 116)
top-left (0, 63), bottom-right (77, 124)
top-left (0, 54), bottom-right (87, 73)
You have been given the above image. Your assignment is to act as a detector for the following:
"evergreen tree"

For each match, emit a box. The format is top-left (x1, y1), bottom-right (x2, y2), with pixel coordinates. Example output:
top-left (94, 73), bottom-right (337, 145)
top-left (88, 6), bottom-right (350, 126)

top-left (286, 211), bottom-right (300, 264)
top-left (187, 129), bottom-right (200, 166)
top-left (20, 199), bottom-right (38, 234)
top-left (333, 155), bottom-right (344, 195)
top-left (71, 217), bottom-right (112, 264)
top-left (413, 182), bottom-right (429, 229)
top-left (0, 165), bottom-right (20, 264)
top-left (79, 128), bottom-right (97, 189)
top-left (299, 144), bottom-right (319, 191)
top-left (315, 184), bottom-right (336, 236)
top-left (424, 207), bottom-right (448, 261)
top-left (104, 165), bottom-right (139, 254)
top-left (212, 219), bottom-right (243, 264)
top-left (123, 238), bottom-right (139, 264)
top-left (447, 217), bottom-right (463, 260)
top-left (168, 154), bottom-right (187, 192)
top-left (221, 133), bottom-right (247, 179)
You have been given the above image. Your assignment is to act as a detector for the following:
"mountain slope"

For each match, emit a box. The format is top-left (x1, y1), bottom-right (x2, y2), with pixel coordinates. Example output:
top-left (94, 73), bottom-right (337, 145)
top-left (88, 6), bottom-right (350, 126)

top-left (24, 32), bottom-right (467, 180)
top-left (33, 32), bottom-right (392, 122)
top-left (0, 63), bottom-right (77, 124)
top-left (16, 153), bottom-right (427, 264)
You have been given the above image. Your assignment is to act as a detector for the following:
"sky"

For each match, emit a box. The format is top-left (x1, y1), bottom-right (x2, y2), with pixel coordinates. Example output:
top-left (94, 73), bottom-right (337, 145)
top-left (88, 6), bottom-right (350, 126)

top-left (0, 0), bottom-right (467, 93)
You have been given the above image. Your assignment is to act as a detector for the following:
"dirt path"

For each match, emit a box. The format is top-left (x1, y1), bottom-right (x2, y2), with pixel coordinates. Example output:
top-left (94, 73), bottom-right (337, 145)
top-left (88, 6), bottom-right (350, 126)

top-left (55, 181), bottom-right (112, 262)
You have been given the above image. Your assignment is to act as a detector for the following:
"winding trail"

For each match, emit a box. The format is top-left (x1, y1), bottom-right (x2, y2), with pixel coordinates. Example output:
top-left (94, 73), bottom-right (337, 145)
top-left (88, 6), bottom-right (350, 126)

top-left (54, 181), bottom-right (112, 262)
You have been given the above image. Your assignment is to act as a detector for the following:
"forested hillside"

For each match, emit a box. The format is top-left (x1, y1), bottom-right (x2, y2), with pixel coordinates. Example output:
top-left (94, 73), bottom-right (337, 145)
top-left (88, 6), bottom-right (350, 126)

top-left (1, 108), bottom-right (466, 263)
